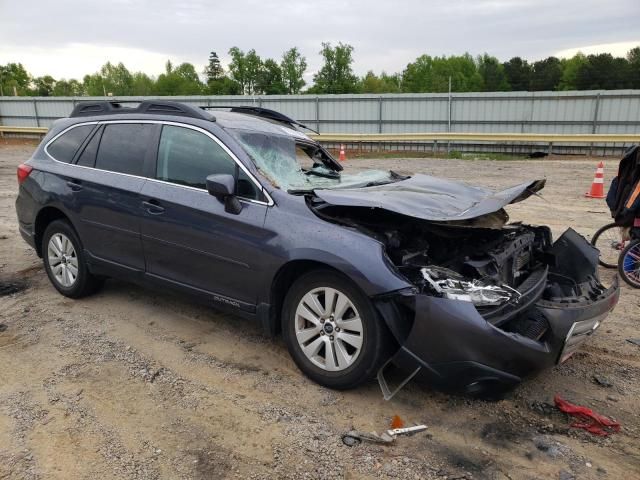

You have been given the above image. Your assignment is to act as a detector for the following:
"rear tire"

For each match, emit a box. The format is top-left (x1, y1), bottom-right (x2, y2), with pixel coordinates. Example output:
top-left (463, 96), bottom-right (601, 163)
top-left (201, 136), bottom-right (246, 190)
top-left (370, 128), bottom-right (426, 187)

top-left (42, 219), bottom-right (104, 298)
top-left (618, 240), bottom-right (640, 289)
top-left (282, 270), bottom-right (388, 390)
top-left (591, 222), bottom-right (624, 269)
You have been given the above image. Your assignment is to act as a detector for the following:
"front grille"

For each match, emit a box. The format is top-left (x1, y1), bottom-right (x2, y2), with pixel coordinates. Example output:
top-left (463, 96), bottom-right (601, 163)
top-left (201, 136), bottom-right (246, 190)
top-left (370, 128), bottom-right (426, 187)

top-left (515, 250), bottom-right (531, 272)
top-left (502, 309), bottom-right (550, 340)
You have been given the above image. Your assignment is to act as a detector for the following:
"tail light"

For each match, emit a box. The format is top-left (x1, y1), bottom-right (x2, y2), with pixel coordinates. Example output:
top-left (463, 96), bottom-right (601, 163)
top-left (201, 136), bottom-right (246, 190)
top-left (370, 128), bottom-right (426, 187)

top-left (17, 164), bottom-right (33, 185)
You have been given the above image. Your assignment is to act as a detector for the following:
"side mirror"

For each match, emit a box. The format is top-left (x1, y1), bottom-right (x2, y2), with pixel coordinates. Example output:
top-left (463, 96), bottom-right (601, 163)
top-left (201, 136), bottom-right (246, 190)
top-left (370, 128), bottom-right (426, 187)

top-left (205, 174), bottom-right (243, 215)
top-left (206, 174), bottom-right (235, 198)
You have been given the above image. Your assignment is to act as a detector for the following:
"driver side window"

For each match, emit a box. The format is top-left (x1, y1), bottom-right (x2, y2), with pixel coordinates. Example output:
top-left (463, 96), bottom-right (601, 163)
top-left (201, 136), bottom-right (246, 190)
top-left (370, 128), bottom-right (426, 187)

top-left (157, 125), bottom-right (235, 189)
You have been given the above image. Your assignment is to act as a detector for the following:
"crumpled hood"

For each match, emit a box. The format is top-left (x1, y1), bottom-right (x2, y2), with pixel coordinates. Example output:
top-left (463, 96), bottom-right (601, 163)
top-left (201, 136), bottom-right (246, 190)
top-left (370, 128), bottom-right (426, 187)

top-left (314, 174), bottom-right (546, 222)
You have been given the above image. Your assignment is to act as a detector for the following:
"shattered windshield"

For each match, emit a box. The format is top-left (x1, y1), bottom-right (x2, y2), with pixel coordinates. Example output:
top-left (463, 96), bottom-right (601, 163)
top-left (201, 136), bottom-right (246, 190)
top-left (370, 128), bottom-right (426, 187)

top-left (227, 128), bottom-right (396, 192)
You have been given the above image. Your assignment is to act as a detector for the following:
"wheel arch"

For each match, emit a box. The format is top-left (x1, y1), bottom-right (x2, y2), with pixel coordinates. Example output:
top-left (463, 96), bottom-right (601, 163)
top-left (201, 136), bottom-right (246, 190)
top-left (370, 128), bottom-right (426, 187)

top-left (264, 259), bottom-right (344, 335)
top-left (34, 206), bottom-right (75, 257)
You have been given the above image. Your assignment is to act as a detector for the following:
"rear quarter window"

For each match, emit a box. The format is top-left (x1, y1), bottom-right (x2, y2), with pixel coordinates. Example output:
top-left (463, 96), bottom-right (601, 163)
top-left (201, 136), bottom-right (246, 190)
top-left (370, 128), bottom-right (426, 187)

top-left (47, 125), bottom-right (94, 163)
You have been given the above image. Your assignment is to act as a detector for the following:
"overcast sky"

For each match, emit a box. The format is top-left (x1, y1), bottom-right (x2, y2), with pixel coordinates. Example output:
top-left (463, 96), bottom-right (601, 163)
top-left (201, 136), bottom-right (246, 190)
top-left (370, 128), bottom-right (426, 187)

top-left (1, 0), bottom-right (639, 82)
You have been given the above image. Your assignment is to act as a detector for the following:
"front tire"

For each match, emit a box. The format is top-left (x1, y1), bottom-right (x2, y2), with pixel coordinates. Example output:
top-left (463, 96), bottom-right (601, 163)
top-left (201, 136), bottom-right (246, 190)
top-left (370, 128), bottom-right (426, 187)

top-left (42, 219), bottom-right (103, 298)
top-left (282, 270), bottom-right (388, 390)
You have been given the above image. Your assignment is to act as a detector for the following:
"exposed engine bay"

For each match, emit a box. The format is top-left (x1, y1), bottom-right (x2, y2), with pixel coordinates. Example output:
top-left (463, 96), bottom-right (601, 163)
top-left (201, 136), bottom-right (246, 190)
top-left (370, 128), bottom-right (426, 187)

top-left (310, 199), bottom-right (611, 337)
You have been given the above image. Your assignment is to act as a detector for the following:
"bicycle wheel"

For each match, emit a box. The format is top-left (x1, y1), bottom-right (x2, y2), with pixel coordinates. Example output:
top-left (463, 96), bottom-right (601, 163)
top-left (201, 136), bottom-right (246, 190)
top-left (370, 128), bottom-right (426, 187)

top-left (618, 240), bottom-right (640, 288)
top-left (592, 223), bottom-right (625, 269)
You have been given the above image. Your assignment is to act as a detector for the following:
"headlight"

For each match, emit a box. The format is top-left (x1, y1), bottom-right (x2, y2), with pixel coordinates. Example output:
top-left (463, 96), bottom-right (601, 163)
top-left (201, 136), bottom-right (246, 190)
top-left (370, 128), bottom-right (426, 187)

top-left (421, 266), bottom-right (520, 306)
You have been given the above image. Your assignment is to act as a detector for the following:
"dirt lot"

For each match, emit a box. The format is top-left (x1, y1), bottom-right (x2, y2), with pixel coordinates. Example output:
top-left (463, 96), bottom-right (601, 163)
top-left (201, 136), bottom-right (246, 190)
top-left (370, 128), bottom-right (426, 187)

top-left (0, 140), bottom-right (639, 480)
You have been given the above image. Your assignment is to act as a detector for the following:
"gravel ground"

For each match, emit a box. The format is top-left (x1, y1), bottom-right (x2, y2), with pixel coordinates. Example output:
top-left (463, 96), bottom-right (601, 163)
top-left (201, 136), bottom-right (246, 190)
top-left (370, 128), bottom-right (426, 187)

top-left (0, 140), bottom-right (639, 479)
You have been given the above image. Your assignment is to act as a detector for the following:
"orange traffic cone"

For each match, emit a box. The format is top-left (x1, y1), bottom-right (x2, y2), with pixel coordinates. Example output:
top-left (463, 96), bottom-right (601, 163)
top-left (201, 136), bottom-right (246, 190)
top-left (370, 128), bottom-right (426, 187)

top-left (585, 161), bottom-right (605, 199)
top-left (339, 144), bottom-right (346, 162)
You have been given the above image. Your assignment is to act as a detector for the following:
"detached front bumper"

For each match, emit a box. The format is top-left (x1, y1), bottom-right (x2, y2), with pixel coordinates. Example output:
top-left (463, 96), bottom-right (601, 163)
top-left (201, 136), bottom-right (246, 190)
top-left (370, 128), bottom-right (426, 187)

top-left (377, 229), bottom-right (620, 399)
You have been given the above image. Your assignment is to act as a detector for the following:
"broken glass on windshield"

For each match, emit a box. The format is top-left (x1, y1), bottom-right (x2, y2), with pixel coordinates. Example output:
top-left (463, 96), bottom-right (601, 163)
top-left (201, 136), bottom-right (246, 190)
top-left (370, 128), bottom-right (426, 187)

top-left (228, 128), bottom-right (394, 192)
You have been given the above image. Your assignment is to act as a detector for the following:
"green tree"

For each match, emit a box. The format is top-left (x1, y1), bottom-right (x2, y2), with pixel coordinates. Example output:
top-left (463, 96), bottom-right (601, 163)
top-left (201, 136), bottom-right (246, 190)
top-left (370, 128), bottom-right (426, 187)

top-left (502, 57), bottom-right (531, 91)
top-left (82, 73), bottom-right (106, 96)
top-left (257, 59), bottom-right (287, 94)
top-left (0, 62), bottom-right (31, 96)
top-left (244, 50), bottom-right (262, 95)
top-left (155, 61), bottom-right (203, 95)
top-left (204, 51), bottom-right (224, 83)
top-left (228, 47), bottom-right (263, 94)
top-left (360, 71), bottom-right (401, 93)
top-left (32, 75), bottom-right (56, 96)
top-left (52, 78), bottom-right (84, 96)
top-left (280, 47), bottom-right (307, 94)
top-left (82, 62), bottom-right (134, 96)
top-left (530, 57), bottom-right (563, 91)
top-left (131, 72), bottom-right (155, 95)
top-left (628, 46), bottom-right (640, 88)
top-left (558, 53), bottom-right (588, 90)
top-left (575, 53), bottom-right (630, 89)
top-left (311, 42), bottom-right (359, 94)
top-left (477, 54), bottom-right (510, 91)
top-left (101, 62), bottom-right (133, 95)
top-left (401, 54), bottom-right (482, 92)
top-left (206, 77), bottom-right (242, 95)
top-left (228, 47), bottom-right (248, 93)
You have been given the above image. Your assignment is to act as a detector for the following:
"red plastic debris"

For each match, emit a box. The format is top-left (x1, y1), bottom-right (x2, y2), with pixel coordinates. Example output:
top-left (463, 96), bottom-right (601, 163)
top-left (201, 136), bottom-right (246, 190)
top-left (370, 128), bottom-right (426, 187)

top-left (554, 395), bottom-right (621, 436)
top-left (390, 415), bottom-right (405, 429)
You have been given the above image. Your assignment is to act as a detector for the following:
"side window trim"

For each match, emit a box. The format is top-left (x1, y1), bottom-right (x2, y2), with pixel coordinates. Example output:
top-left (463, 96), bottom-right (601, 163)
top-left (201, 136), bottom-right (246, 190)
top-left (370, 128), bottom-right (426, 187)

top-left (44, 120), bottom-right (273, 206)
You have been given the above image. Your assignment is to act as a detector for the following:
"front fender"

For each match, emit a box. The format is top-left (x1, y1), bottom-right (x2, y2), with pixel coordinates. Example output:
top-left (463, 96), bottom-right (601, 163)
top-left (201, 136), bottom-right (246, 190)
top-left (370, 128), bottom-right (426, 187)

top-left (281, 246), bottom-right (411, 297)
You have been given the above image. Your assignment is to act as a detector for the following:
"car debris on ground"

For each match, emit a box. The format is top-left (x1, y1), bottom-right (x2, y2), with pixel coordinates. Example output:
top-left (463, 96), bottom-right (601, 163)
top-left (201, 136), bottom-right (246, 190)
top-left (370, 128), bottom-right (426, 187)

top-left (342, 425), bottom-right (428, 446)
top-left (554, 395), bottom-right (621, 436)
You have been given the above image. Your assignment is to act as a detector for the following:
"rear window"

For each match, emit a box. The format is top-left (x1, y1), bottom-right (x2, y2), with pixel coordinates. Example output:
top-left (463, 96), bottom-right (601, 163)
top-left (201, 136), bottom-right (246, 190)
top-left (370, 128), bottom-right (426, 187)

top-left (47, 125), bottom-right (94, 163)
top-left (95, 123), bottom-right (154, 176)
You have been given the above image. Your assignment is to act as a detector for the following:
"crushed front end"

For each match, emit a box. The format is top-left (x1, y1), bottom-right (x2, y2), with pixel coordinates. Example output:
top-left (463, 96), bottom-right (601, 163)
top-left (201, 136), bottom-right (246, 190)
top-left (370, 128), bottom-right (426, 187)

top-left (374, 225), bottom-right (619, 398)
top-left (309, 193), bottom-right (619, 397)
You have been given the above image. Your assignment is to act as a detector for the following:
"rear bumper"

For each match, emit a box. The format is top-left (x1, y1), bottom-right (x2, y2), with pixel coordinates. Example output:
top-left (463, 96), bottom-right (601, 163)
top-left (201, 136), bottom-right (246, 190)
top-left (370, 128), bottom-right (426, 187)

top-left (390, 278), bottom-right (618, 390)
top-left (18, 223), bottom-right (36, 249)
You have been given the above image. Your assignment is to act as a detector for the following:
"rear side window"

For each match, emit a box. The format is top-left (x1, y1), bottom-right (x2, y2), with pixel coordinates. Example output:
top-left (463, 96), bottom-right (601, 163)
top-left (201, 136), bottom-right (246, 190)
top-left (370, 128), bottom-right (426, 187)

top-left (95, 123), bottom-right (154, 176)
top-left (47, 125), bottom-right (94, 163)
top-left (156, 125), bottom-right (236, 189)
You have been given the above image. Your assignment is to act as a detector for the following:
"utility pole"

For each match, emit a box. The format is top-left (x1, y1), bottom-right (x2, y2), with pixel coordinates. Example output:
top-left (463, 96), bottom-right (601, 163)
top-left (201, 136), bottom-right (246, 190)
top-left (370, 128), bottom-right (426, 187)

top-left (447, 76), bottom-right (452, 153)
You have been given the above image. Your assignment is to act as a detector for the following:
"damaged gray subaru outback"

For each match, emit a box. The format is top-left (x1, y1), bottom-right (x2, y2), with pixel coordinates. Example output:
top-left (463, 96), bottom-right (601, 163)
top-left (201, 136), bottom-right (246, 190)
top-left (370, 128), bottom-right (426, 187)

top-left (15, 101), bottom-right (619, 398)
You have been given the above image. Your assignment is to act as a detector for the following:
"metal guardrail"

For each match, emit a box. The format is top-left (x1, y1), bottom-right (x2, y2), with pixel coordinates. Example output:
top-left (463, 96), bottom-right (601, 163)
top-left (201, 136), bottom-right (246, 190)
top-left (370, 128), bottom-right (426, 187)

top-left (0, 126), bottom-right (48, 136)
top-left (1, 125), bottom-right (638, 147)
top-left (309, 133), bottom-right (640, 143)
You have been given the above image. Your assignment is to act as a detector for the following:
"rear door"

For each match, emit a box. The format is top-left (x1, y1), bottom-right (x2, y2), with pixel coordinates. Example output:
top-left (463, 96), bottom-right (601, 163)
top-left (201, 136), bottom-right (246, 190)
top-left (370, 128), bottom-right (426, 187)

top-left (68, 122), bottom-right (157, 272)
top-left (139, 123), bottom-right (270, 309)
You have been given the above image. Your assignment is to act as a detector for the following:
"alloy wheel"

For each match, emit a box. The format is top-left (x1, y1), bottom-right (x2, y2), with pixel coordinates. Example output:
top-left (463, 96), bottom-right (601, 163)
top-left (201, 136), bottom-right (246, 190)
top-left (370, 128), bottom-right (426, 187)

top-left (294, 287), bottom-right (364, 372)
top-left (47, 233), bottom-right (78, 288)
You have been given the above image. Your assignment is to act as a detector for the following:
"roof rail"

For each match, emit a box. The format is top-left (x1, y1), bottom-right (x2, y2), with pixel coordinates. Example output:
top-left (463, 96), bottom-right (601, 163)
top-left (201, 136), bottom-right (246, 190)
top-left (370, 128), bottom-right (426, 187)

top-left (70, 100), bottom-right (215, 121)
top-left (200, 105), bottom-right (317, 133)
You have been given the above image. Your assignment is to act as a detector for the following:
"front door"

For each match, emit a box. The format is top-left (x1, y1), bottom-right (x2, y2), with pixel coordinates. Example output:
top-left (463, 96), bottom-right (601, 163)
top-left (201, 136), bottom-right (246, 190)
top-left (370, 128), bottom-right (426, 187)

top-left (139, 124), bottom-right (270, 309)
